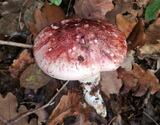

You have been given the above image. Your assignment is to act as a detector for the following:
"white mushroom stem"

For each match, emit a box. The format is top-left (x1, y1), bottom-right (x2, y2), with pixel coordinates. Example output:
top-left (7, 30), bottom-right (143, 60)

top-left (79, 73), bottom-right (107, 117)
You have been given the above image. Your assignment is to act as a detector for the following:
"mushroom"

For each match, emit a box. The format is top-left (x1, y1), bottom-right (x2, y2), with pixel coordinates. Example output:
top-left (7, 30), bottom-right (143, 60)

top-left (33, 18), bottom-right (127, 117)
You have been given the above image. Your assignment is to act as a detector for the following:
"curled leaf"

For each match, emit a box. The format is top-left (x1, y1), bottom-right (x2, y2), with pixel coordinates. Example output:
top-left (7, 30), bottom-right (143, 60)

top-left (117, 64), bottom-right (160, 96)
top-left (9, 50), bottom-right (34, 78)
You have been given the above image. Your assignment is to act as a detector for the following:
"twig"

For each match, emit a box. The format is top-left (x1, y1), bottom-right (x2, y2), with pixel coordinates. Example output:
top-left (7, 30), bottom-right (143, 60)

top-left (108, 116), bottom-right (117, 125)
top-left (8, 81), bottom-right (69, 124)
top-left (143, 111), bottom-right (160, 125)
top-left (66, 0), bottom-right (72, 17)
top-left (0, 40), bottom-right (33, 48)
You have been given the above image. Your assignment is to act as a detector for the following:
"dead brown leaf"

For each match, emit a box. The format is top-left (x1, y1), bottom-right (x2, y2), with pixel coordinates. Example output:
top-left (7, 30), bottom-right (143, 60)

top-left (106, 0), bottom-right (143, 24)
top-left (136, 0), bottom-right (150, 7)
top-left (132, 64), bottom-right (160, 95)
top-left (35, 106), bottom-right (48, 124)
top-left (145, 18), bottom-right (160, 44)
top-left (121, 50), bottom-right (135, 71)
top-left (0, 14), bottom-right (19, 35)
top-left (9, 49), bottom-right (34, 78)
top-left (0, 0), bottom-right (24, 34)
top-left (0, 0), bottom-right (22, 14)
top-left (20, 63), bottom-right (52, 89)
top-left (0, 92), bottom-right (37, 125)
top-left (74, 0), bottom-right (114, 19)
top-left (117, 67), bottom-right (138, 94)
top-left (48, 91), bottom-right (92, 125)
top-left (139, 43), bottom-right (160, 55)
top-left (117, 64), bottom-right (160, 96)
top-left (116, 13), bottom-right (138, 37)
top-left (29, 2), bottom-right (65, 36)
top-left (127, 19), bottom-right (145, 50)
top-left (101, 71), bottom-right (122, 97)
top-left (48, 92), bottom-right (80, 125)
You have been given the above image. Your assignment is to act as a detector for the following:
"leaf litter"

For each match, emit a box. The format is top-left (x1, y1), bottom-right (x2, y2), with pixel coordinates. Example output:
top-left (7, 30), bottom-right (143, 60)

top-left (0, 0), bottom-right (160, 125)
top-left (0, 92), bottom-right (38, 125)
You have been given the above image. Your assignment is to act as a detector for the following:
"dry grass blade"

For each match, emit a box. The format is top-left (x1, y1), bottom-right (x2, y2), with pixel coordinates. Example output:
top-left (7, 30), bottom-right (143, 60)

top-left (143, 111), bottom-right (160, 125)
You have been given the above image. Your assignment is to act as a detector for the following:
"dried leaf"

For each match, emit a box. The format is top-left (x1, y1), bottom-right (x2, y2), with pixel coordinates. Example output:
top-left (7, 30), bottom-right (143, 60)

top-left (117, 64), bottom-right (160, 96)
top-left (48, 92), bottom-right (92, 125)
top-left (35, 106), bottom-right (48, 124)
top-left (132, 64), bottom-right (160, 95)
top-left (101, 71), bottom-right (122, 97)
top-left (29, 2), bottom-right (65, 36)
top-left (127, 19), bottom-right (145, 50)
top-left (20, 63), bottom-right (52, 89)
top-left (41, 2), bottom-right (65, 25)
top-left (0, 0), bottom-right (24, 34)
top-left (139, 43), bottom-right (160, 55)
top-left (74, 0), bottom-right (114, 19)
top-left (117, 67), bottom-right (138, 94)
top-left (145, 18), bottom-right (160, 44)
top-left (120, 50), bottom-right (135, 71)
top-left (48, 92), bottom-right (81, 125)
top-left (9, 49), bottom-right (34, 78)
top-left (23, 0), bottom-right (42, 35)
top-left (0, 14), bottom-right (19, 35)
top-left (116, 14), bottom-right (138, 37)
top-left (0, 92), bottom-right (37, 125)
top-left (0, 0), bottom-right (22, 14)
top-left (32, 8), bottom-right (47, 32)
top-left (136, 0), bottom-right (150, 7)
top-left (106, 0), bottom-right (143, 24)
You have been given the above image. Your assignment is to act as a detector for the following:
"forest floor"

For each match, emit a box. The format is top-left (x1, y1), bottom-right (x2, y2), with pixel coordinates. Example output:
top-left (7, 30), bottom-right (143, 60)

top-left (0, 0), bottom-right (160, 125)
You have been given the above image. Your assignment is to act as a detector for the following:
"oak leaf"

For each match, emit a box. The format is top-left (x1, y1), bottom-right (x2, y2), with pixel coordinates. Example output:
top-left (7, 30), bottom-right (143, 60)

top-left (0, 93), bottom-right (37, 125)
top-left (29, 2), bottom-right (65, 36)
top-left (145, 18), bottom-right (160, 44)
top-left (101, 71), bottom-right (122, 97)
top-left (106, 0), bottom-right (143, 24)
top-left (20, 63), bottom-right (52, 89)
top-left (127, 19), bottom-right (145, 50)
top-left (9, 49), bottom-right (34, 78)
top-left (74, 0), bottom-right (114, 19)
top-left (48, 92), bottom-right (92, 125)
top-left (117, 64), bottom-right (160, 96)
top-left (116, 13), bottom-right (138, 37)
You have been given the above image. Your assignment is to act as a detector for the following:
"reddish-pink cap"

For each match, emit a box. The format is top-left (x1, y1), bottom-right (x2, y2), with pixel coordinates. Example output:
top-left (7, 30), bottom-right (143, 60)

top-left (34, 18), bottom-right (127, 80)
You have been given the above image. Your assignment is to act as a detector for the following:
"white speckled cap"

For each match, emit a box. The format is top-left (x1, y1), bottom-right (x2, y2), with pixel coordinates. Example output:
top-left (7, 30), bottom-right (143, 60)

top-left (34, 18), bottom-right (127, 81)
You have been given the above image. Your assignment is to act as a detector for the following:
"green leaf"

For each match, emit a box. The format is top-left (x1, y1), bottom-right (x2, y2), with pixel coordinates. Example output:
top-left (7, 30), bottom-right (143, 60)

top-left (49, 0), bottom-right (62, 6)
top-left (145, 0), bottom-right (160, 21)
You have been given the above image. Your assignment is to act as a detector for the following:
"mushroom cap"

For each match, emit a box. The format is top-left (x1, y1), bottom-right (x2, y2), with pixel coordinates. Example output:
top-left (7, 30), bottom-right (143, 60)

top-left (34, 18), bottom-right (127, 81)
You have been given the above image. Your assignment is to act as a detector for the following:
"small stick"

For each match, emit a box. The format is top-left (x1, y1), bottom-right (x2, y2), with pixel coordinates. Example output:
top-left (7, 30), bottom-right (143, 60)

top-left (108, 116), bottom-right (117, 125)
top-left (143, 111), bottom-right (160, 125)
top-left (0, 40), bottom-right (33, 48)
top-left (66, 0), bottom-right (72, 17)
top-left (8, 81), bottom-right (69, 124)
